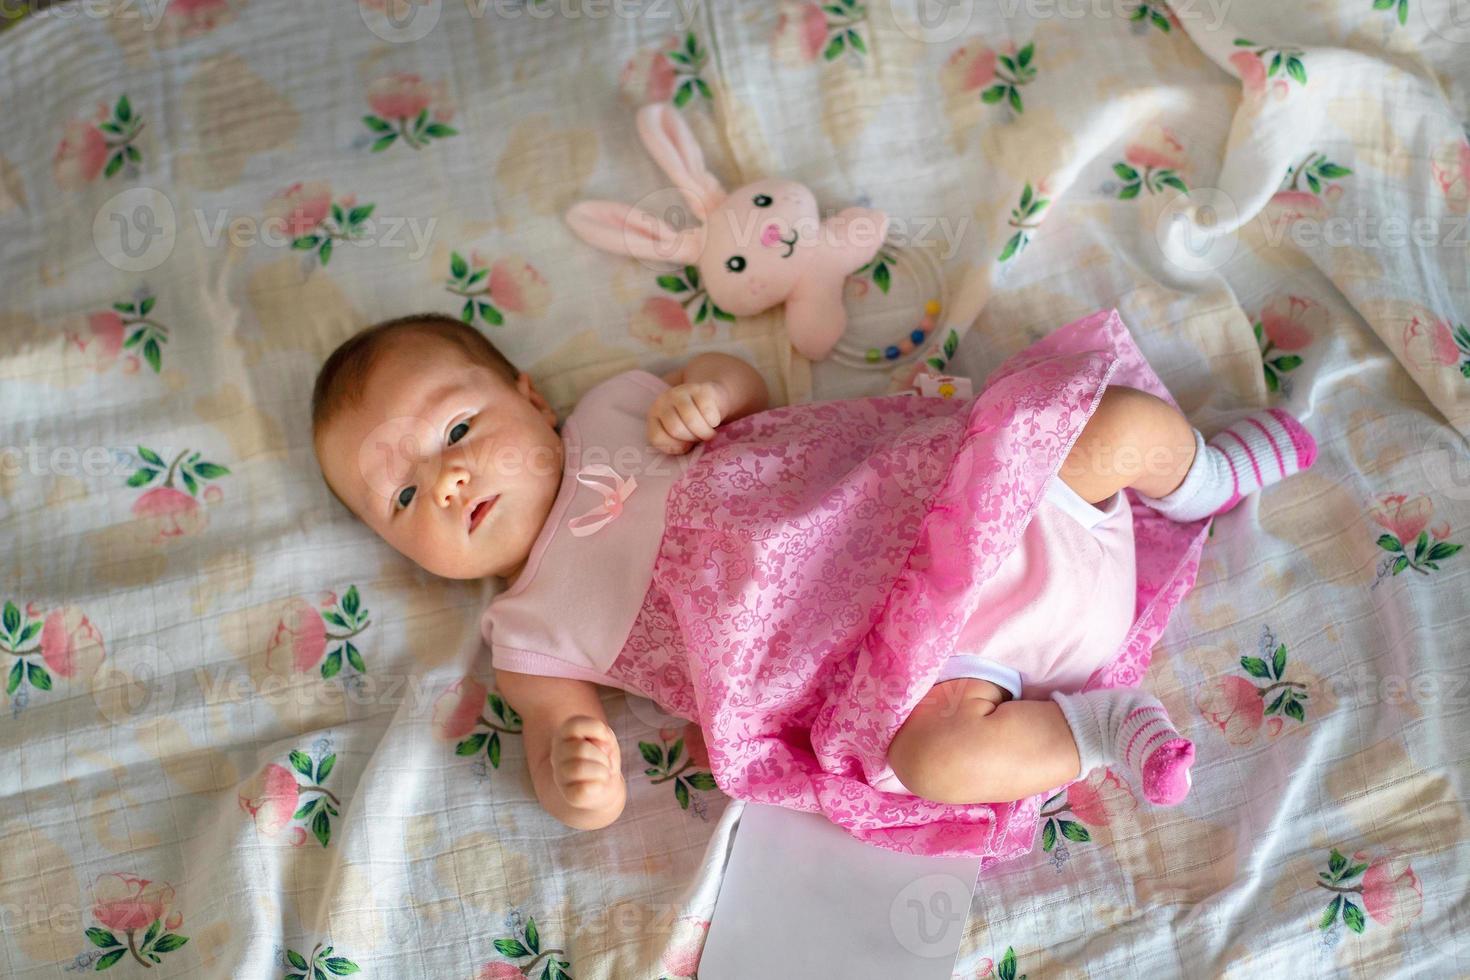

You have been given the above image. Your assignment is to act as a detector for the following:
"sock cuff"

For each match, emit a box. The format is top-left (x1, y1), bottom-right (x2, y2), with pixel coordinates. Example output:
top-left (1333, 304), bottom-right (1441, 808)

top-left (1051, 690), bottom-right (1104, 778)
top-left (1137, 427), bottom-right (1209, 513)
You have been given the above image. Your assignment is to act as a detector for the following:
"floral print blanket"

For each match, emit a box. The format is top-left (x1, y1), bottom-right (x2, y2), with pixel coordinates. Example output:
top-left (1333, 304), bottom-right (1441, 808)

top-left (1, 0), bottom-right (1468, 977)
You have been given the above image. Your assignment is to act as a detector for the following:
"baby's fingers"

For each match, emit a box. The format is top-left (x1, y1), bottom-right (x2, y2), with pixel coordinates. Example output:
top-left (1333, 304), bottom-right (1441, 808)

top-left (647, 411), bottom-right (693, 455)
top-left (673, 399), bottom-right (717, 443)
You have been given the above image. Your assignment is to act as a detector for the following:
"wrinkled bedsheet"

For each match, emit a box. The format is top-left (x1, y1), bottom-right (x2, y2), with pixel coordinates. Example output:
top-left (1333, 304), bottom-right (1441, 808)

top-left (1, 0), bottom-right (1468, 976)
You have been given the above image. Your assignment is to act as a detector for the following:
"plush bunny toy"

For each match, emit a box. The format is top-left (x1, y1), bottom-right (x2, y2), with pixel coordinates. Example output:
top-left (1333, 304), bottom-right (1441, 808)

top-left (566, 104), bottom-right (890, 361)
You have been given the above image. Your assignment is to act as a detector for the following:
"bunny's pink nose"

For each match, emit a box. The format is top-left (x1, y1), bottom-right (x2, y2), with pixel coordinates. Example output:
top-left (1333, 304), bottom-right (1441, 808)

top-left (760, 223), bottom-right (783, 247)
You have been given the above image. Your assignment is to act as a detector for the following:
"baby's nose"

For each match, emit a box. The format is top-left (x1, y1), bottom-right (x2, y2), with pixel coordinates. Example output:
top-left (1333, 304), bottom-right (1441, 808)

top-left (436, 465), bottom-right (469, 505)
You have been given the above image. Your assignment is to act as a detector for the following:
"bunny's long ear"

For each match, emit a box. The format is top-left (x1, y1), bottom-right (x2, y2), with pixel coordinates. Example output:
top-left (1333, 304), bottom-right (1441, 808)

top-left (565, 200), bottom-right (704, 266)
top-left (636, 103), bottom-right (726, 221)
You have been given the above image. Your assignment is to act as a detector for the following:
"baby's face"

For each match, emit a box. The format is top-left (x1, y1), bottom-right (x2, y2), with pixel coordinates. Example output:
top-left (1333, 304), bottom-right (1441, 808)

top-left (315, 336), bottom-right (563, 581)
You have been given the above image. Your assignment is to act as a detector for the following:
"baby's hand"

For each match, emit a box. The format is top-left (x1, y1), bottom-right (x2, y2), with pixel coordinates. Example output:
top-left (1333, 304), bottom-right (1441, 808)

top-left (550, 715), bottom-right (624, 811)
top-left (647, 381), bottom-right (726, 455)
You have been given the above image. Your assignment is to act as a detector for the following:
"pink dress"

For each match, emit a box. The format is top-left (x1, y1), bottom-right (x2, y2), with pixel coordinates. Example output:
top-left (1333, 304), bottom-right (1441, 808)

top-left (484, 309), bottom-right (1209, 865)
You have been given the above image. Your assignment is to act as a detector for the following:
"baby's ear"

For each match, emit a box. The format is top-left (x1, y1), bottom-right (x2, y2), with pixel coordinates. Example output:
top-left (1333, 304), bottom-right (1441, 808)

top-left (517, 372), bottom-right (558, 427)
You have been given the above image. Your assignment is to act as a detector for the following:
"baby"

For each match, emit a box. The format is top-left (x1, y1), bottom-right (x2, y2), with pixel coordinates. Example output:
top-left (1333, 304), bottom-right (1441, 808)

top-left (312, 312), bottom-right (1316, 849)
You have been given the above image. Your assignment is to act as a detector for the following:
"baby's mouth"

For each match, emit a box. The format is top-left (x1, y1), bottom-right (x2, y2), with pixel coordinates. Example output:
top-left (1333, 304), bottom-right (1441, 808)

top-left (467, 494), bottom-right (499, 533)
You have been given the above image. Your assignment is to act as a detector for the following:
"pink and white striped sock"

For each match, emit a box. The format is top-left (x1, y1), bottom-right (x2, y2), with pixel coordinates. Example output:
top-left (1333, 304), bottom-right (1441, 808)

top-left (1051, 688), bottom-right (1195, 806)
top-left (1138, 409), bottom-right (1318, 521)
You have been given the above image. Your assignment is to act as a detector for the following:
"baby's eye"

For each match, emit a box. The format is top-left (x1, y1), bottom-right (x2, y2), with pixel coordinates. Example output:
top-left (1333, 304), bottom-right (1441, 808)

top-left (752, 194), bottom-right (773, 207)
top-left (725, 255), bottom-right (746, 273)
top-left (395, 486), bottom-right (416, 510)
top-left (448, 420), bottom-right (471, 444)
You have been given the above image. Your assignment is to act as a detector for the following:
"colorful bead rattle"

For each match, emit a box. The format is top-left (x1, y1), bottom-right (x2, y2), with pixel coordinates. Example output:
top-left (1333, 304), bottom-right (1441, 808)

top-left (863, 299), bottom-right (942, 363)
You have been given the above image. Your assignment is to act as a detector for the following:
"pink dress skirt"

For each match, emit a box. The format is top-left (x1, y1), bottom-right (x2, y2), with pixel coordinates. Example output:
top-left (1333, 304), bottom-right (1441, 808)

top-left (603, 310), bottom-right (1209, 864)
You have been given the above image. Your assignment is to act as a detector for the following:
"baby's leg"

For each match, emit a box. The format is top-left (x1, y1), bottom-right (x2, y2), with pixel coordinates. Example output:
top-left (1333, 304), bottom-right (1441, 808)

top-left (886, 679), bottom-right (1082, 803)
top-left (1058, 386), bottom-right (1197, 504)
top-left (1060, 385), bottom-right (1318, 519)
top-left (885, 678), bottom-right (1194, 806)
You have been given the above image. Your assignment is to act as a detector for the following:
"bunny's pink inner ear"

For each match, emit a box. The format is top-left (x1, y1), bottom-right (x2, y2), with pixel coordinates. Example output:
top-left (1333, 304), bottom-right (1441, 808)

top-left (565, 200), bottom-right (704, 266)
top-left (636, 104), bottom-right (726, 221)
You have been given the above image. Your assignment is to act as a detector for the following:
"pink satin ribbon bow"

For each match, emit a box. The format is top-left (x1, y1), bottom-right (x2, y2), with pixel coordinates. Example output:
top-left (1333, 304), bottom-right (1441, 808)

top-left (567, 464), bottom-right (638, 537)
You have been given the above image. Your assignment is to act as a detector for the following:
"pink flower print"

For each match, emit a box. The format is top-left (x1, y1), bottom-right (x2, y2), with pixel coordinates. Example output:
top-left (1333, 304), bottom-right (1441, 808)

top-left (946, 42), bottom-right (998, 92)
top-left (488, 258), bottom-right (551, 316)
top-left (1316, 848), bottom-right (1422, 935)
top-left (1400, 313), bottom-right (1461, 370)
top-left (121, 448), bottom-right (227, 523)
top-left (660, 917), bottom-right (710, 977)
top-left (772, 3), bottom-right (829, 64)
top-left (73, 293), bottom-right (169, 374)
top-left (160, 0), bottom-right (236, 38)
top-left (1265, 189), bottom-right (1328, 224)
top-left (1361, 855), bottom-right (1423, 926)
top-left (632, 296), bottom-right (698, 354)
top-left (1229, 51), bottom-right (1267, 94)
top-left (487, 919), bottom-right (572, 979)
top-left (660, 722), bottom-right (709, 768)
top-left (1231, 40), bottom-right (1307, 88)
top-left (1038, 770), bottom-right (1134, 856)
top-left (620, 34), bottom-right (679, 104)
top-left (131, 486), bottom-right (205, 540)
top-left (770, 1), bottom-right (869, 64)
top-left (367, 72), bottom-right (438, 121)
top-left (446, 251), bottom-right (548, 327)
top-left (973, 41), bottom-right (1035, 114)
top-left (1124, 123), bottom-right (1186, 172)
top-left (1431, 139), bottom-right (1470, 214)
top-left (52, 119), bottom-right (109, 190)
top-left (1060, 769), bottom-right (1137, 826)
top-left (91, 874), bottom-right (173, 933)
top-left (1370, 493), bottom-right (1434, 548)
top-left (4, 601), bottom-right (104, 701)
top-left (64, 310), bottom-right (126, 373)
top-left (1113, 124), bottom-right (1188, 198)
top-left (1258, 295), bottom-right (1319, 352)
top-left (265, 597), bottom-right (328, 674)
top-left (1371, 492), bottom-right (1464, 579)
top-left (264, 181), bottom-right (333, 239)
top-left (363, 73), bottom-right (458, 151)
top-left (437, 679), bottom-right (521, 766)
top-left (40, 606), bottom-right (105, 680)
top-left (54, 95), bottom-right (142, 188)
top-left (625, 31), bottom-right (712, 108)
top-left (432, 677), bottom-right (489, 742)
top-left (642, 729), bottom-right (719, 811)
top-left (476, 964), bottom-right (525, 980)
top-left (238, 763), bottom-right (301, 836)
top-left (85, 874), bottom-right (189, 969)
top-left (1196, 675), bottom-right (1265, 746)
top-left (1254, 295), bottom-right (1319, 393)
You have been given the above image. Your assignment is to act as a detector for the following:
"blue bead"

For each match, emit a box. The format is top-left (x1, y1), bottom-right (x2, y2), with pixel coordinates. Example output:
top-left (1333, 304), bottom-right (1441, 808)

top-left (884, 346), bottom-right (900, 359)
top-left (910, 329), bottom-right (927, 343)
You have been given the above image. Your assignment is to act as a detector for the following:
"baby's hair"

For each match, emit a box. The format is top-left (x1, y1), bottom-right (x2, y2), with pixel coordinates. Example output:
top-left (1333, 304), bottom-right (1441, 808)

top-left (311, 313), bottom-right (521, 442)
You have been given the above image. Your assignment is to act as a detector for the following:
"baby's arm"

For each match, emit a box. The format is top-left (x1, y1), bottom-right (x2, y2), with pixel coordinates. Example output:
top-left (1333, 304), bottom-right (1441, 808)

top-left (494, 669), bottom-right (627, 830)
top-left (649, 352), bottom-right (769, 454)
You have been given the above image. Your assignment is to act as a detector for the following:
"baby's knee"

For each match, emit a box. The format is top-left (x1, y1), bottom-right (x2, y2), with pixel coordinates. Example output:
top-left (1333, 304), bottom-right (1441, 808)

top-left (887, 697), bottom-right (1000, 802)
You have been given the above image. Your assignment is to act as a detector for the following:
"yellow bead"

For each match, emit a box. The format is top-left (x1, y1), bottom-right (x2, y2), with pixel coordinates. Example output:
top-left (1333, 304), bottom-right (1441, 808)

top-left (924, 300), bottom-right (941, 317)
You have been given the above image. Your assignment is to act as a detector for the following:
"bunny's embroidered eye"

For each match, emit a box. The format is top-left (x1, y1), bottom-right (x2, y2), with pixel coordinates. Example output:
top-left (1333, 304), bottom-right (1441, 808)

top-left (752, 194), bottom-right (773, 207)
top-left (725, 255), bottom-right (747, 273)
